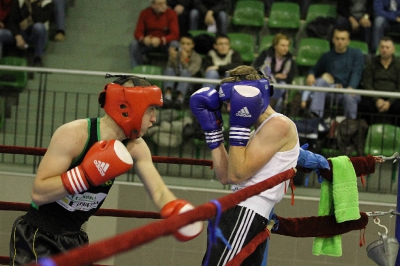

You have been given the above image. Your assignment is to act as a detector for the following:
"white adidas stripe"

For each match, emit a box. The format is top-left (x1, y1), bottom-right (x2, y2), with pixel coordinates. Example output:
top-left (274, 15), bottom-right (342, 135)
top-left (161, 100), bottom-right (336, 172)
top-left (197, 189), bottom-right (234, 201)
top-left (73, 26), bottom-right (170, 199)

top-left (223, 208), bottom-right (255, 264)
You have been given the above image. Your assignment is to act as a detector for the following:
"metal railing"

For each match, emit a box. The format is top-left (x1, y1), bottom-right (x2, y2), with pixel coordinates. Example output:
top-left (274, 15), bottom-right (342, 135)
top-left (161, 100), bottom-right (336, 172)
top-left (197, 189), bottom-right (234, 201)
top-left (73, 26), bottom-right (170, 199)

top-left (0, 66), bottom-right (399, 193)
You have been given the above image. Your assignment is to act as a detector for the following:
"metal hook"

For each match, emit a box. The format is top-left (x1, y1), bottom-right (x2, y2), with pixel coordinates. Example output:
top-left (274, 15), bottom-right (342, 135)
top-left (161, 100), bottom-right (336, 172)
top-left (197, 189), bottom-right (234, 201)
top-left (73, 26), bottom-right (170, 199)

top-left (375, 152), bottom-right (400, 163)
top-left (374, 217), bottom-right (389, 235)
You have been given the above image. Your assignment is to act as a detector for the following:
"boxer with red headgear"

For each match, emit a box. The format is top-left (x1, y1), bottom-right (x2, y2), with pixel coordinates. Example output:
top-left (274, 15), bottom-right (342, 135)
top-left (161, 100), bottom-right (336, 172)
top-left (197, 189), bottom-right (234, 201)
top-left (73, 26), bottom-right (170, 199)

top-left (10, 74), bottom-right (203, 265)
top-left (98, 75), bottom-right (164, 139)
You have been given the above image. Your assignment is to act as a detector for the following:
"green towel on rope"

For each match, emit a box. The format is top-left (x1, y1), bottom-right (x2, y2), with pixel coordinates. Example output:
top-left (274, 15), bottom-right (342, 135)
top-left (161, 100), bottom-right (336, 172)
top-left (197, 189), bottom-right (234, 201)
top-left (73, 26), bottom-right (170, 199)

top-left (312, 156), bottom-right (360, 256)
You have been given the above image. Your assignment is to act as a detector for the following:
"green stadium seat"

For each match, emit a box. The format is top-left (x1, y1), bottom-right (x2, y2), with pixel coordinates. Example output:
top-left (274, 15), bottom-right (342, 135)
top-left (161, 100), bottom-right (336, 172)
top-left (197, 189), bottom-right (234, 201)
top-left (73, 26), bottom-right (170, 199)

top-left (364, 124), bottom-right (400, 156)
top-left (295, 38), bottom-right (330, 67)
top-left (232, 1), bottom-right (265, 28)
top-left (349, 40), bottom-right (369, 55)
top-left (268, 2), bottom-right (300, 30)
top-left (0, 57), bottom-right (28, 92)
top-left (227, 32), bottom-right (255, 64)
top-left (305, 4), bottom-right (337, 25)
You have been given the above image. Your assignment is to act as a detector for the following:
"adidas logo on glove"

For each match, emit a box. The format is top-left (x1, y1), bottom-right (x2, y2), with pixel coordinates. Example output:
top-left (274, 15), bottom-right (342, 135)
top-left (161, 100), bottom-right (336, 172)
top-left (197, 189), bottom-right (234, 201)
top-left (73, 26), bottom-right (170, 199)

top-left (94, 160), bottom-right (110, 176)
top-left (236, 107), bottom-right (252, 118)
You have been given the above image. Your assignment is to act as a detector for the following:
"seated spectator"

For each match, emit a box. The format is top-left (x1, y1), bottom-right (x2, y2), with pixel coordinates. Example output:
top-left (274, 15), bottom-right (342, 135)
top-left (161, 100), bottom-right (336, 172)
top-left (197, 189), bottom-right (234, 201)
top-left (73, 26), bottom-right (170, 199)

top-left (336, 0), bottom-right (373, 52)
top-left (358, 36), bottom-right (400, 126)
top-left (129, 0), bottom-right (180, 68)
top-left (167, 0), bottom-right (193, 36)
top-left (189, 0), bottom-right (228, 34)
top-left (163, 33), bottom-right (202, 108)
top-left (0, 0), bottom-right (13, 60)
top-left (7, 0), bottom-right (54, 67)
top-left (253, 33), bottom-right (295, 112)
top-left (202, 34), bottom-right (243, 88)
top-left (52, 0), bottom-right (67, 41)
top-left (301, 27), bottom-right (364, 119)
top-left (371, 0), bottom-right (400, 54)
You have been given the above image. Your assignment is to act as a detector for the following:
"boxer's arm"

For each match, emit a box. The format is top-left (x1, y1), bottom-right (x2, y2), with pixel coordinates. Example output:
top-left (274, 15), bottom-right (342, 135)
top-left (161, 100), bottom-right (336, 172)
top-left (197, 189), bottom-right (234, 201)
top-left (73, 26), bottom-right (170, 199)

top-left (210, 144), bottom-right (230, 185)
top-left (228, 116), bottom-right (297, 184)
top-left (128, 138), bottom-right (177, 210)
top-left (32, 120), bottom-right (89, 206)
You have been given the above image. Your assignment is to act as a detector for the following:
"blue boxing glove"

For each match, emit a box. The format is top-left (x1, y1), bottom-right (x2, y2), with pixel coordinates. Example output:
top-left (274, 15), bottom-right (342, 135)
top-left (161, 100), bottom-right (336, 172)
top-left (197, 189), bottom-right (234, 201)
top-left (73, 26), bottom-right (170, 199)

top-left (190, 87), bottom-right (224, 149)
top-left (297, 144), bottom-right (330, 170)
top-left (229, 85), bottom-right (264, 146)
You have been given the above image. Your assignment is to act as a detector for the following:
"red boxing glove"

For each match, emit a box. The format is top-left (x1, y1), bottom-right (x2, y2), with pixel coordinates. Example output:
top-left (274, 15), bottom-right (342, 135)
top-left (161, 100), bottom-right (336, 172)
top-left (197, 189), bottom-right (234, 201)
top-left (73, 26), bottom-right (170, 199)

top-left (61, 140), bottom-right (133, 194)
top-left (161, 199), bottom-right (203, 242)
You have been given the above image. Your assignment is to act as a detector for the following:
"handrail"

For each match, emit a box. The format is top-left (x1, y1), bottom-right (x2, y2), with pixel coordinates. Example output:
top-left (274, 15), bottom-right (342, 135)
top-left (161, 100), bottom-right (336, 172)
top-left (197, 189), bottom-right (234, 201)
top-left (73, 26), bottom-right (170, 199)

top-left (1, 65), bottom-right (400, 98)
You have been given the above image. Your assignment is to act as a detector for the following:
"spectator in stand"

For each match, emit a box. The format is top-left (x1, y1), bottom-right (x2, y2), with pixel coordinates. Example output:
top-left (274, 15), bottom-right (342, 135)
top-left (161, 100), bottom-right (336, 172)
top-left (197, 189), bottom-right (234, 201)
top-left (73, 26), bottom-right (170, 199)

top-left (167, 0), bottom-right (193, 36)
top-left (371, 0), bottom-right (400, 54)
top-left (6, 0), bottom-right (54, 67)
top-left (52, 0), bottom-right (67, 41)
top-left (0, 0), bottom-right (13, 60)
top-left (129, 0), bottom-right (180, 68)
top-left (189, 0), bottom-right (228, 34)
top-left (253, 33), bottom-right (295, 112)
top-left (358, 36), bottom-right (400, 126)
top-left (163, 33), bottom-right (202, 108)
top-left (336, 0), bottom-right (373, 53)
top-left (202, 34), bottom-right (243, 88)
top-left (301, 27), bottom-right (364, 119)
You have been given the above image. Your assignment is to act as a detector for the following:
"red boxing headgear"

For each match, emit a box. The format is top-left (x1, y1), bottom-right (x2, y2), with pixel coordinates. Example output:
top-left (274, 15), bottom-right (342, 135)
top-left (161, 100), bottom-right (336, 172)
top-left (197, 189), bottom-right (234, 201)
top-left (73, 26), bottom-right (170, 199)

top-left (99, 80), bottom-right (163, 139)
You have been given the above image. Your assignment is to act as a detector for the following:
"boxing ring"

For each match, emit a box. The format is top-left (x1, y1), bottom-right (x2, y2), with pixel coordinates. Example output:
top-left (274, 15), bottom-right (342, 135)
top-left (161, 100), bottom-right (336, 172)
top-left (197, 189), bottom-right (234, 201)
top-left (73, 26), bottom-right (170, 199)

top-left (0, 145), bottom-right (399, 266)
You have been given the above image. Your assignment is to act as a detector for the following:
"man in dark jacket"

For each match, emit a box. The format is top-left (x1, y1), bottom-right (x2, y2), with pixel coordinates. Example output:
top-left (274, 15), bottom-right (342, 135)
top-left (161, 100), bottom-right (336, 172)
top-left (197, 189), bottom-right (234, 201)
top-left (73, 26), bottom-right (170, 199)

top-left (336, 0), bottom-right (373, 53)
top-left (7, 0), bottom-right (53, 66)
top-left (202, 34), bottom-right (243, 88)
top-left (189, 0), bottom-right (228, 34)
top-left (167, 0), bottom-right (193, 36)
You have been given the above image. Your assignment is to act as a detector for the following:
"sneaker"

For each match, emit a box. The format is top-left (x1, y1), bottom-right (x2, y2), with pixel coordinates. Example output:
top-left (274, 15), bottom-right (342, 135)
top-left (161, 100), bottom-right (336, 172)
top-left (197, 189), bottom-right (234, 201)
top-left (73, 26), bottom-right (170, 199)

top-left (54, 31), bottom-right (65, 42)
top-left (173, 95), bottom-right (184, 110)
top-left (33, 56), bottom-right (43, 67)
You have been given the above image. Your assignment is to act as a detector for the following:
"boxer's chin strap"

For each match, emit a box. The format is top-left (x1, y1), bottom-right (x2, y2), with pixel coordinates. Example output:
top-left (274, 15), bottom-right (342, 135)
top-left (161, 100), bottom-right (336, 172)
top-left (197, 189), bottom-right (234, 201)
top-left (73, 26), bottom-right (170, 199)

top-left (203, 199), bottom-right (232, 266)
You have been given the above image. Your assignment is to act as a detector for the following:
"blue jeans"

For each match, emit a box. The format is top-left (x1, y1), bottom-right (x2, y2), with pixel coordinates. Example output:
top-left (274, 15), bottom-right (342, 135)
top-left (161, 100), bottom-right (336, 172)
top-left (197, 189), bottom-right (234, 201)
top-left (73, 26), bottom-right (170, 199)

top-left (129, 39), bottom-right (179, 68)
top-left (0, 23), bottom-right (47, 57)
top-left (163, 67), bottom-right (193, 98)
top-left (0, 28), bottom-right (14, 59)
top-left (202, 69), bottom-right (222, 89)
top-left (53, 0), bottom-right (67, 31)
top-left (22, 23), bottom-right (48, 57)
top-left (309, 78), bottom-right (360, 119)
top-left (372, 16), bottom-right (400, 54)
top-left (189, 9), bottom-right (228, 35)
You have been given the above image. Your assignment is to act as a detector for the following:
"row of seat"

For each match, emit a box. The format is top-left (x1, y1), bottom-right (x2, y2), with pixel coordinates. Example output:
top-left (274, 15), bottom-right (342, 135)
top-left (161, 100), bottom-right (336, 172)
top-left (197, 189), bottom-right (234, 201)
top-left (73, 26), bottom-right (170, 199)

top-left (232, 1), bottom-right (337, 32)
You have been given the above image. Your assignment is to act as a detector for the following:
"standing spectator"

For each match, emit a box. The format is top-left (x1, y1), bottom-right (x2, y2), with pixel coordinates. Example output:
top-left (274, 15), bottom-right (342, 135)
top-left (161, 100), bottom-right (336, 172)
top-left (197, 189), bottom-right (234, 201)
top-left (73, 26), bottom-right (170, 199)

top-left (52, 0), bottom-right (67, 41)
top-left (253, 33), bottom-right (295, 112)
top-left (189, 0), bottom-right (228, 35)
top-left (163, 33), bottom-right (202, 108)
top-left (371, 0), bottom-right (400, 54)
top-left (336, 0), bottom-right (373, 52)
top-left (7, 0), bottom-right (54, 67)
top-left (202, 34), bottom-right (242, 88)
top-left (359, 36), bottom-right (400, 126)
top-left (301, 27), bottom-right (364, 119)
top-left (167, 0), bottom-right (193, 36)
top-left (0, 0), bottom-right (13, 60)
top-left (189, 66), bottom-right (299, 265)
top-left (129, 0), bottom-right (180, 68)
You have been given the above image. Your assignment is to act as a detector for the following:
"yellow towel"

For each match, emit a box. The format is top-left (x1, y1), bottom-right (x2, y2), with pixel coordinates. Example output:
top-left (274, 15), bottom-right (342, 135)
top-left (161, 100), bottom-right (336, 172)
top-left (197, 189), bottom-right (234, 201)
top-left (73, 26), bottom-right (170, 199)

top-left (312, 156), bottom-right (360, 256)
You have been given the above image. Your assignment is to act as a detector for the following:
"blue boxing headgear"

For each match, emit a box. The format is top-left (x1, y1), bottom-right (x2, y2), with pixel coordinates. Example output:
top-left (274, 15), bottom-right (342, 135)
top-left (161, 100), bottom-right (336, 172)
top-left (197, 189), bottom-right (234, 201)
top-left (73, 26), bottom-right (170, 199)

top-left (219, 70), bottom-right (273, 113)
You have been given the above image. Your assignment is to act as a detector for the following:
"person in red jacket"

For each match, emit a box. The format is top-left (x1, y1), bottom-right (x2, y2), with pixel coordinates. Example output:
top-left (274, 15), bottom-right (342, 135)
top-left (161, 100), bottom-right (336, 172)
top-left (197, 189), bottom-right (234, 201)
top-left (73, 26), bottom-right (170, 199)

top-left (129, 0), bottom-right (180, 68)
